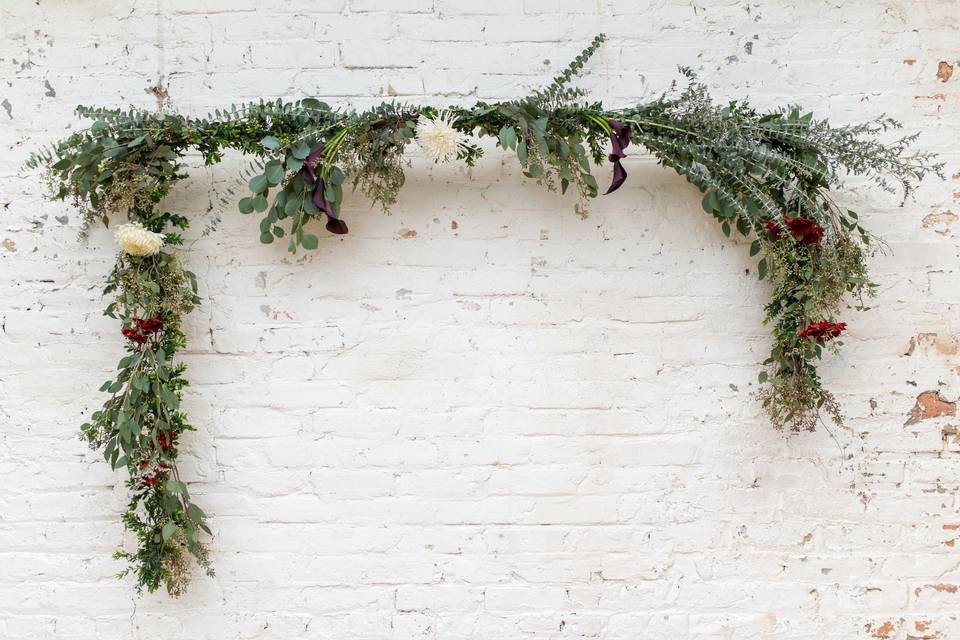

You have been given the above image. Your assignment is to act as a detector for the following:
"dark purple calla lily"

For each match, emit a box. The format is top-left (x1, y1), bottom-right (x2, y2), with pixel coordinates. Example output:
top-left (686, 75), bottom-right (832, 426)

top-left (301, 147), bottom-right (349, 235)
top-left (604, 119), bottom-right (631, 194)
top-left (325, 217), bottom-right (349, 235)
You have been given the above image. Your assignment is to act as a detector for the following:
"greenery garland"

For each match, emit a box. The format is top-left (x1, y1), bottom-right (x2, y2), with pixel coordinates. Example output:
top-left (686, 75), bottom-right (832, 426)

top-left (27, 35), bottom-right (941, 596)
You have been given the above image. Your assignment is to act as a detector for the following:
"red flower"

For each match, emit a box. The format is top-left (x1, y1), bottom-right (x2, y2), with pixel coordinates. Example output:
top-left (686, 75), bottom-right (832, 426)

top-left (139, 460), bottom-right (168, 486)
top-left (799, 321), bottom-right (847, 341)
top-left (764, 220), bottom-right (782, 238)
top-left (785, 216), bottom-right (825, 245)
top-left (156, 430), bottom-right (177, 451)
top-left (134, 315), bottom-right (164, 334)
top-left (121, 327), bottom-right (148, 344)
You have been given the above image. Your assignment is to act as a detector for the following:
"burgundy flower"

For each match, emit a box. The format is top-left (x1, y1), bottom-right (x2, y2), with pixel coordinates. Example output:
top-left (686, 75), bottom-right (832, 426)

top-left (139, 460), bottom-right (168, 486)
top-left (134, 315), bottom-right (164, 334)
top-left (325, 216), bottom-right (349, 235)
top-left (785, 216), bottom-right (825, 245)
top-left (156, 430), bottom-right (177, 451)
top-left (301, 147), bottom-right (349, 235)
top-left (764, 220), bottom-right (782, 239)
top-left (799, 321), bottom-right (847, 341)
top-left (121, 327), bottom-right (148, 344)
top-left (604, 119), bottom-right (631, 194)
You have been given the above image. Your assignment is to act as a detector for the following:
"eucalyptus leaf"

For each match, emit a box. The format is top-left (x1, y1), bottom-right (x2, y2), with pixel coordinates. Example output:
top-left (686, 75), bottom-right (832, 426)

top-left (265, 163), bottom-right (285, 186)
top-left (498, 126), bottom-right (517, 151)
top-left (238, 197), bottom-right (255, 214)
top-left (249, 174), bottom-right (268, 194)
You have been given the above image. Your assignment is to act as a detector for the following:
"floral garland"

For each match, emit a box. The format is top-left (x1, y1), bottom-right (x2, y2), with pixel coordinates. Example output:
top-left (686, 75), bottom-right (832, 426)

top-left (27, 35), bottom-right (941, 596)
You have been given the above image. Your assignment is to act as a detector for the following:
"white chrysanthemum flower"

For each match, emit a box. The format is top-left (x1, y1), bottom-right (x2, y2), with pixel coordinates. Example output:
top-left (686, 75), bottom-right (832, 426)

top-left (114, 222), bottom-right (165, 256)
top-left (415, 110), bottom-right (464, 163)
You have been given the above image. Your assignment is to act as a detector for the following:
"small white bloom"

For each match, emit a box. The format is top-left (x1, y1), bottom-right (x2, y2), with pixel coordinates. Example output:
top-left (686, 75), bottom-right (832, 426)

top-left (114, 222), bottom-right (165, 256)
top-left (415, 110), bottom-right (465, 163)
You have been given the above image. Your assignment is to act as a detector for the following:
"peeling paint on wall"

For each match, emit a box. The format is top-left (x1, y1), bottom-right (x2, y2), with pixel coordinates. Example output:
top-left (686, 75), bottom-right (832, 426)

top-left (936, 61), bottom-right (954, 83)
top-left (906, 391), bottom-right (958, 425)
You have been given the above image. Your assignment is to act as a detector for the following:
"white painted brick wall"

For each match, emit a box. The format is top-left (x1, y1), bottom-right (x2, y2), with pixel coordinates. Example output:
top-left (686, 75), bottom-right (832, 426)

top-left (1, 1), bottom-right (959, 638)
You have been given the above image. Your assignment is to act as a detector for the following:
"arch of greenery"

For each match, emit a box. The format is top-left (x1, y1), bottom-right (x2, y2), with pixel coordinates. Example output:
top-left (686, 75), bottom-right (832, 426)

top-left (28, 36), bottom-right (940, 595)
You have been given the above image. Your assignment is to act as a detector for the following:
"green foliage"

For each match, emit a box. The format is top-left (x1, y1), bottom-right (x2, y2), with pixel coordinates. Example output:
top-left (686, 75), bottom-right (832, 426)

top-left (530, 33), bottom-right (607, 110)
top-left (84, 225), bottom-right (212, 594)
top-left (27, 35), bottom-right (941, 595)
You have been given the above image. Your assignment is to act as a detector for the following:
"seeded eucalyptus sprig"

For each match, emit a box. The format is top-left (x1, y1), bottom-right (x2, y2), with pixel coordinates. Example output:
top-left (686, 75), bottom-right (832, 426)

top-left (27, 35), bottom-right (940, 595)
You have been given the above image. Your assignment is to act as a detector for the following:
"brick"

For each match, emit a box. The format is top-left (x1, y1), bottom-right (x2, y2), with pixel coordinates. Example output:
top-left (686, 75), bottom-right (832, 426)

top-left (1, 1), bottom-right (959, 637)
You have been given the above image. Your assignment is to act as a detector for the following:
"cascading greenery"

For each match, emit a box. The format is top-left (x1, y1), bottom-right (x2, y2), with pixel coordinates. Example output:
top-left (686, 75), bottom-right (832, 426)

top-left (26, 35), bottom-right (940, 596)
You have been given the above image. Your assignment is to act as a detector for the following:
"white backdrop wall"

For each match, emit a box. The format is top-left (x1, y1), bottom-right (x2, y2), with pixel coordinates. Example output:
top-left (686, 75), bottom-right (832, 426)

top-left (1, 1), bottom-right (959, 638)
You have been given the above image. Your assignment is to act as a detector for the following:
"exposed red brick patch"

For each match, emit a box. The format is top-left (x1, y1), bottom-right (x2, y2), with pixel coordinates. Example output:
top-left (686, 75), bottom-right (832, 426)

top-left (869, 619), bottom-right (900, 638)
top-left (451, 221), bottom-right (459, 230)
top-left (936, 61), bottom-right (954, 83)
top-left (908, 619), bottom-right (942, 640)
top-left (943, 524), bottom-right (960, 530)
top-left (904, 58), bottom-right (916, 65)
top-left (916, 584), bottom-right (960, 597)
top-left (905, 391), bottom-right (957, 425)
top-left (945, 538), bottom-right (956, 548)
top-left (399, 229), bottom-right (418, 238)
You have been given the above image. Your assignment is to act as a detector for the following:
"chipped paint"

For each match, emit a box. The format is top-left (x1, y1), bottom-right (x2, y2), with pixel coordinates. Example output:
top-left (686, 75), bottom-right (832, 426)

top-left (911, 333), bottom-right (960, 357)
top-left (936, 61), bottom-right (954, 83)
top-left (868, 619), bottom-right (901, 638)
top-left (922, 210), bottom-right (958, 234)
top-left (905, 391), bottom-right (957, 425)
top-left (915, 584), bottom-right (960, 597)
top-left (928, 584), bottom-right (959, 593)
